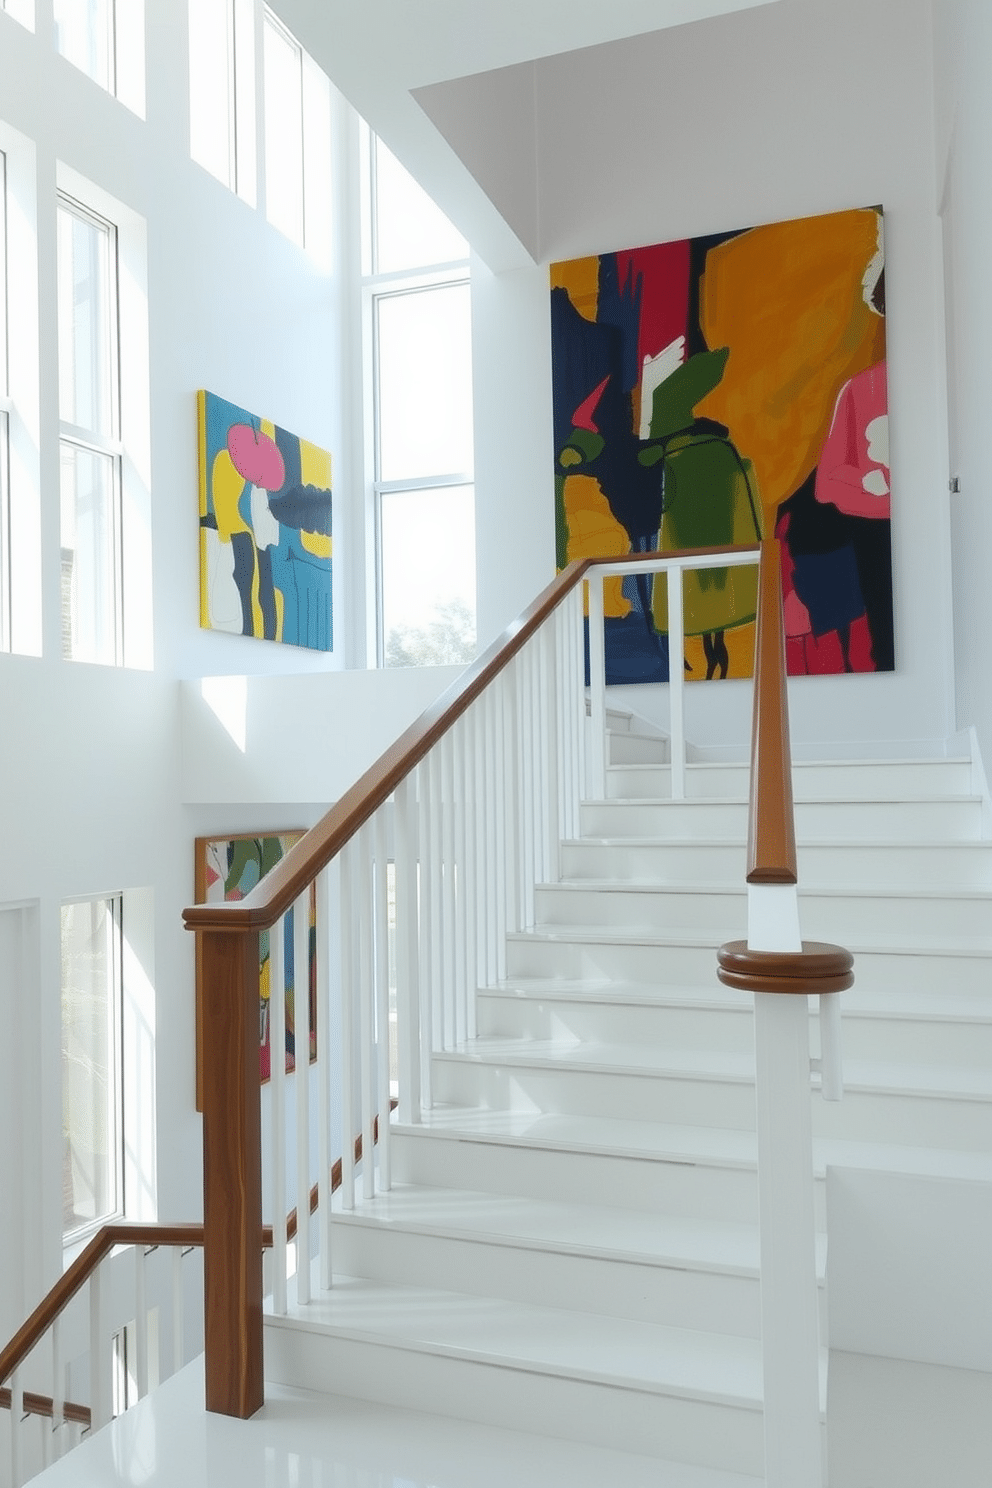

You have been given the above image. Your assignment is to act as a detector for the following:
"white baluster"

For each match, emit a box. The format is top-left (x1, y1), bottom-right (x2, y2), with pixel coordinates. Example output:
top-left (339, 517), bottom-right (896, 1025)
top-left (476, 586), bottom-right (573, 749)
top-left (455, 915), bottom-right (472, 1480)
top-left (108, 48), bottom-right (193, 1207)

top-left (489, 683), bottom-right (508, 981)
top-left (89, 1262), bottom-right (109, 1431)
top-left (339, 840), bottom-right (356, 1209)
top-left (502, 661), bottom-right (522, 933)
top-left (518, 643), bottom-right (536, 919)
top-left (819, 991), bottom-right (844, 1102)
top-left (440, 731), bottom-right (457, 1048)
top-left (316, 864), bottom-right (333, 1288)
top-left (667, 563), bottom-right (686, 799)
top-left (358, 824), bottom-right (375, 1203)
top-left (171, 1247), bottom-right (183, 1374)
top-left (10, 1364), bottom-right (22, 1488)
top-left (270, 910), bottom-right (288, 1312)
top-left (295, 885), bottom-right (312, 1304)
top-left (573, 585), bottom-right (589, 812)
top-left (541, 620), bottom-right (561, 885)
top-left (587, 573), bottom-right (607, 798)
top-left (453, 721), bottom-right (468, 1047)
top-left (50, 1315), bottom-right (64, 1459)
top-left (134, 1246), bottom-right (148, 1400)
top-left (464, 708), bottom-right (480, 1039)
top-left (428, 746), bottom-right (445, 1055)
top-left (374, 807), bottom-right (392, 1190)
top-left (407, 765), bottom-right (431, 1112)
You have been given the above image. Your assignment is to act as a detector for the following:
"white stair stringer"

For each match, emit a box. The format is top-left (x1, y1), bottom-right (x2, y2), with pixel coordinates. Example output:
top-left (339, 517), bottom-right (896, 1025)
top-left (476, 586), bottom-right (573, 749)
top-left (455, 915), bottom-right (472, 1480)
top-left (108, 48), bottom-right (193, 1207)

top-left (263, 744), bottom-right (992, 1477)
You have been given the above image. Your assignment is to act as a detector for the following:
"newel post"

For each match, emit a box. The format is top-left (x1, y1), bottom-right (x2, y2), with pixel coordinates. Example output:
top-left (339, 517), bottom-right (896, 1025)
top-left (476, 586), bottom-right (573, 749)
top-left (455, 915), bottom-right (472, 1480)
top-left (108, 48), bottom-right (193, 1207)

top-left (198, 927), bottom-right (265, 1418)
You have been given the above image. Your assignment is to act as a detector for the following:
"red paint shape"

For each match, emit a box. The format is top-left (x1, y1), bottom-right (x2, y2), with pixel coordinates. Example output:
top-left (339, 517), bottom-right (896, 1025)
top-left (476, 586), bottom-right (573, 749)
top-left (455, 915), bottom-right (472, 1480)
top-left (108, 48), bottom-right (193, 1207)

top-left (573, 375), bottom-right (610, 432)
top-left (848, 614), bottom-right (876, 672)
top-left (802, 630), bottom-right (845, 676)
top-left (227, 424), bottom-right (285, 491)
top-left (786, 636), bottom-right (809, 674)
top-left (617, 242), bottom-right (691, 370)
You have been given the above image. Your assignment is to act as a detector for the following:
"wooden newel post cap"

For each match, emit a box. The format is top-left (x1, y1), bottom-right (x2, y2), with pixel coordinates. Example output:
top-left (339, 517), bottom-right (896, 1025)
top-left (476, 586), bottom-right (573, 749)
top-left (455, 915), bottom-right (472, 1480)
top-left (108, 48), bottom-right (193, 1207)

top-left (717, 940), bottom-right (854, 995)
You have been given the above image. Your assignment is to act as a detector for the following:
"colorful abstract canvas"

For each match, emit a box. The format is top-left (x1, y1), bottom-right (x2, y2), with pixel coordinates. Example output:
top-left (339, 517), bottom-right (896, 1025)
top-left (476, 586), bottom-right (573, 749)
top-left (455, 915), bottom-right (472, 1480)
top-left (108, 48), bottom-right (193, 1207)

top-left (194, 832), bottom-right (317, 1086)
top-left (551, 207), bottom-right (892, 683)
top-left (198, 390), bottom-right (332, 650)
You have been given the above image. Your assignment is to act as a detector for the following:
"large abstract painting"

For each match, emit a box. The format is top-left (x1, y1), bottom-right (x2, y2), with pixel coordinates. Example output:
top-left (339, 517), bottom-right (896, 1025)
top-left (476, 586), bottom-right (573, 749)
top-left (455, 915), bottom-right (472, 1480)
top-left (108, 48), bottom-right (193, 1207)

top-left (194, 832), bottom-right (317, 1095)
top-left (198, 390), bottom-right (333, 650)
top-left (551, 207), bottom-right (892, 683)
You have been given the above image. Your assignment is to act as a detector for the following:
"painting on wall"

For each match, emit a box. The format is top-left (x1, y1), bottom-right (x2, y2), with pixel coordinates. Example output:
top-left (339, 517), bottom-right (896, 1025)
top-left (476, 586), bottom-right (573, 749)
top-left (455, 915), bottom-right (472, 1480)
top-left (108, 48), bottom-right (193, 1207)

top-left (194, 832), bottom-right (317, 1096)
top-left (551, 206), bottom-right (893, 683)
top-left (198, 390), bottom-right (333, 651)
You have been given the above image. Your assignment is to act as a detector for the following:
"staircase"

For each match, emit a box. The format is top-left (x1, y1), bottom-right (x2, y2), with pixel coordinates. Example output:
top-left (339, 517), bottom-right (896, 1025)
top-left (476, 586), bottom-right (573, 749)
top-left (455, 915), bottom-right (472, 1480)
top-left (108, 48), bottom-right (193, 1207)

top-left (261, 716), bottom-right (992, 1480)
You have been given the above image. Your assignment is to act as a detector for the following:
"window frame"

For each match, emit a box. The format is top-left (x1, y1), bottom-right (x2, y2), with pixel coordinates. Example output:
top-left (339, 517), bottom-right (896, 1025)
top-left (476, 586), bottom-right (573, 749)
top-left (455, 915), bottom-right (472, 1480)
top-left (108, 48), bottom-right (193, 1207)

top-left (60, 892), bottom-right (125, 1249)
top-left (57, 190), bottom-right (125, 667)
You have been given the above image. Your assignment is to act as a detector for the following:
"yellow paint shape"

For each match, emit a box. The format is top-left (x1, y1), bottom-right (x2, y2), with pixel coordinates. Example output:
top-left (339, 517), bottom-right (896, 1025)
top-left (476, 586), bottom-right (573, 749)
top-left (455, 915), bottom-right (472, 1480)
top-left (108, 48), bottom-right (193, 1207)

top-left (300, 438), bottom-right (332, 491)
top-left (683, 620), bottom-right (756, 682)
top-left (301, 529), bottom-right (332, 559)
top-left (274, 586), bottom-right (284, 644)
top-left (211, 448), bottom-right (251, 541)
top-left (563, 474), bottom-right (631, 618)
top-left (697, 209), bottom-right (885, 512)
top-left (551, 255), bottom-right (600, 322)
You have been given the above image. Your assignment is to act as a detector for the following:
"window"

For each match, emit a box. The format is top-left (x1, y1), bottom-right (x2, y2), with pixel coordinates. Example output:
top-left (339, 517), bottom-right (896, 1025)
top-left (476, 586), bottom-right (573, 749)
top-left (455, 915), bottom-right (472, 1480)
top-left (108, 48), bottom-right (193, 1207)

top-left (262, 6), bottom-right (331, 258)
top-left (61, 895), bottom-right (124, 1243)
top-left (57, 194), bottom-right (123, 664)
top-left (188, 0), bottom-right (255, 203)
top-left (365, 133), bottom-right (476, 667)
top-left (53, 0), bottom-right (144, 114)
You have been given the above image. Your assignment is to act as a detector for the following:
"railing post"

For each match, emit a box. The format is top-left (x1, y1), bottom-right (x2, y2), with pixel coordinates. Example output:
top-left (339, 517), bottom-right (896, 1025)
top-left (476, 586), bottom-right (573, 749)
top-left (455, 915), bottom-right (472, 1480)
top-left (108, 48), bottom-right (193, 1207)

top-left (667, 564), bottom-right (686, 799)
top-left (199, 928), bottom-right (264, 1419)
top-left (587, 573), bottom-right (607, 797)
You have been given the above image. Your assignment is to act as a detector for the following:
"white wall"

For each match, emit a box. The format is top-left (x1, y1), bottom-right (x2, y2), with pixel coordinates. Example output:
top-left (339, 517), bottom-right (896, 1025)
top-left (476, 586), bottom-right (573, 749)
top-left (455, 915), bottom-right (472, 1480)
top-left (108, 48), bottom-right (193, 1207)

top-left (465, 0), bottom-right (956, 755)
top-left (932, 0), bottom-right (992, 770)
top-left (0, 0), bottom-right (356, 1320)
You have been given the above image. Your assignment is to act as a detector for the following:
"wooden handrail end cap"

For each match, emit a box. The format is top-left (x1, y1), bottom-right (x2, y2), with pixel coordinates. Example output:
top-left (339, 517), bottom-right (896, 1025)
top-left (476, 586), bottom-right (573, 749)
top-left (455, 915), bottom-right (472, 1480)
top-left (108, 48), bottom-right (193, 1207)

top-left (717, 939), bottom-right (854, 995)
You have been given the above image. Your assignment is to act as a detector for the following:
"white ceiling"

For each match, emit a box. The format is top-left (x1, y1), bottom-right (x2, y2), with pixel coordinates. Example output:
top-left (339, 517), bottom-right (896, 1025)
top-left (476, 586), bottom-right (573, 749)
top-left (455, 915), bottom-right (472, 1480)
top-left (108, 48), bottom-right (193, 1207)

top-left (273, 0), bottom-right (783, 268)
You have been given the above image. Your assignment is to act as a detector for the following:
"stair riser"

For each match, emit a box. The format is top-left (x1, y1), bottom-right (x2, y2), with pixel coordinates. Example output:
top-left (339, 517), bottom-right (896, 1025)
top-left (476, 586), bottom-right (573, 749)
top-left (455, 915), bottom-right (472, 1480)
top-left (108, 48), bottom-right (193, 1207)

top-left (812, 1089), bottom-right (992, 1150)
top-left (535, 885), bottom-right (992, 940)
top-left (581, 799), bottom-right (984, 842)
top-left (607, 733), bottom-right (669, 765)
top-left (563, 839), bottom-right (992, 890)
top-left (479, 992), bottom-right (992, 1070)
top-left (330, 1219), bottom-right (764, 1338)
top-left (605, 760), bottom-right (973, 801)
top-left (507, 935), bottom-right (992, 998)
top-left (264, 1321), bottom-right (766, 1475)
top-left (431, 1055), bottom-right (757, 1131)
top-left (390, 1131), bottom-right (765, 1224)
top-left (477, 992), bottom-right (754, 1052)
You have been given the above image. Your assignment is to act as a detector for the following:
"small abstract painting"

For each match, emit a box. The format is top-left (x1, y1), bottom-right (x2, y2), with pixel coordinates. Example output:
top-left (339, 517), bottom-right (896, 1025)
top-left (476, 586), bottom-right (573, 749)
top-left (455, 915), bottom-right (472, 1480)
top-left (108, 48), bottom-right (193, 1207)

top-left (198, 390), bottom-right (332, 650)
top-left (194, 832), bottom-right (317, 1088)
top-left (551, 207), bottom-right (892, 683)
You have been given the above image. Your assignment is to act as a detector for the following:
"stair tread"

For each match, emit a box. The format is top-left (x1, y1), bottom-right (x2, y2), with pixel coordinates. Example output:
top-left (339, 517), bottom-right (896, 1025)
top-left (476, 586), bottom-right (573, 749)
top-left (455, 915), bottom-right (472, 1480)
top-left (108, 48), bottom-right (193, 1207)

top-left (332, 1182), bottom-right (765, 1274)
top-left (270, 1272), bottom-right (771, 1408)
top-left (545, 879), bottom-right (992, 902)
top-left (512, 921), bottom-right (992, 955)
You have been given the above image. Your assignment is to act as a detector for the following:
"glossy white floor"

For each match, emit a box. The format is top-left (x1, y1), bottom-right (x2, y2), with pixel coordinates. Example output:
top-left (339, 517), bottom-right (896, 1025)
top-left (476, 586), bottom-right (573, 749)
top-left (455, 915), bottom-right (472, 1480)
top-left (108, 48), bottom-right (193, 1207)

top-left (25, 1349), bottom-right (992, 1488)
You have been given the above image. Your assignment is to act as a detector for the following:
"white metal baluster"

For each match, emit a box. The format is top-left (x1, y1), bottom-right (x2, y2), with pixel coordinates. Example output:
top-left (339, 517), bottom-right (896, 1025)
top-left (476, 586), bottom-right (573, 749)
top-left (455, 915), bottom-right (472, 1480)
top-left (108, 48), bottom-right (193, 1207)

top-left (575, 585), bottom-right (590, 811)
top-left (488, 684), bottom-right (507, 982)
top-left (373, 807), bottom-right (392, 1189)
top-left (503, 660), bottom-right (522, 932)
top-left (516, 644), bottom-right (535, 920)
top-left (667, 562), bottom-right (686, 799)
top-left (464, 707), bottom-right (481, 1038)
top-left (89, 1262), bottom-right (109, 1431)
top-left (428, 746), bottom-right (445, 1054)
top-left (171, 1247), bottom-right (183, 1373)
top-left (529, 639), bottom-right (544, 895)
top-left (587, 571), bottom-right (607, 798)
top-left (295, 885), bottom-right (313, 1303)
top-left (10, 1364), bottom-right (22, 1487)
top-left (358, 824), bottom-right (375, 1202)
top-left (452, 721), bottom-right (468, 1047)
top-left (270, 911), bottom-right (288, 1313)
top-left (440, 731), bottom-right (457, 1048)
top-left (339, 840), bottom-right (356, 1209)
top-left (135, 1246), bottom-right (148, 1400)
top-left (411, 764), bottom-right (432, 1110)
top-left (316, 864), bottom-right (333, 1288)
top-left (51, 1315), bottom-right (64, 1459)
top-left (476, 697), bottom-right (495, 991)
top-left (542, 618), bottom-right (561, 885)
top-left (554, 607), bottom-right (571, 849)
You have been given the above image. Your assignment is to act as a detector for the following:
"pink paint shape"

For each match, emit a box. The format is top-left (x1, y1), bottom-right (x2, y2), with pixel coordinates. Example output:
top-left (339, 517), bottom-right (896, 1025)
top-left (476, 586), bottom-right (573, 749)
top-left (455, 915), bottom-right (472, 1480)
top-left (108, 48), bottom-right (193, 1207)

top-left (227, 423), bottom-right (285, 491)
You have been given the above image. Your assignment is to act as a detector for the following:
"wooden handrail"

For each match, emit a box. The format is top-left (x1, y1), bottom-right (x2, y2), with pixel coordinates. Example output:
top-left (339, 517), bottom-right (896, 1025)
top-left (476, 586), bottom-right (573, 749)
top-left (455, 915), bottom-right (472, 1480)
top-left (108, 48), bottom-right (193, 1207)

top-left (182, 544), bottom-right (761, 937)
top-left (747, 538), bottom-right (798, 884)
top-left (0, 1387), bottom-right (92, 1429)
top-left (0, 1223), bottom-right (204, 1390)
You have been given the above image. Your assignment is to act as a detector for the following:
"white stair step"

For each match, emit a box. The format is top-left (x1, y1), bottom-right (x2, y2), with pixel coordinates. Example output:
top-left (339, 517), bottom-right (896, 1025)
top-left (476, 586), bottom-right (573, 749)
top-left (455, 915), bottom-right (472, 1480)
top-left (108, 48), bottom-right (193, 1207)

top-left (605, 757), bottom-right (973, 801)
top-left (563, 836), bottom-right (992, 889)
top-left (534, 881), bottom-right (992, 940)
top-left (330, 1183), bottom-right (778, 1336)
top-left (607, 731), bottom-right (670, 764)
top-left (581, 796), bottom-right (985, 842)
top-left (265, 1276), bottom-right (771, 1474)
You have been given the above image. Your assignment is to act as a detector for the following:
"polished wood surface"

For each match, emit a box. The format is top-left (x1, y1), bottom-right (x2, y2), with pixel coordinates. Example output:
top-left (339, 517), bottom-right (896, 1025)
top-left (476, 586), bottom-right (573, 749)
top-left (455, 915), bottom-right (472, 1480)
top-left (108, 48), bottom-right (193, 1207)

top-left (0, 1386), bottom-right (92, 1427)
top-left (200, 929), bottom-right (264, 1420)
top-left (717, 939), bottom-right (854, 995)
top-left (0, 1222), bottom-right (204, 1391)
top-left (747, 539), bottom-right (798, 885)
top-left (183, 546), bottom-right (760, 937)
